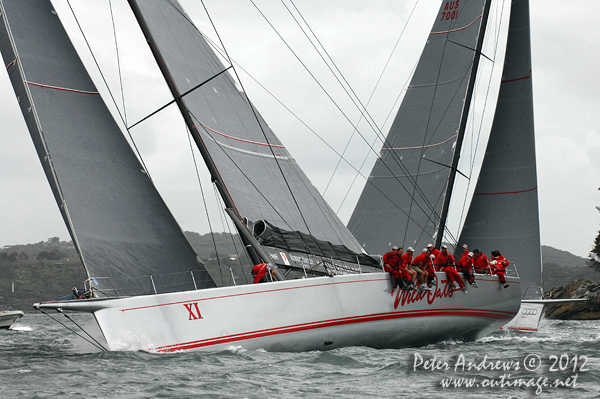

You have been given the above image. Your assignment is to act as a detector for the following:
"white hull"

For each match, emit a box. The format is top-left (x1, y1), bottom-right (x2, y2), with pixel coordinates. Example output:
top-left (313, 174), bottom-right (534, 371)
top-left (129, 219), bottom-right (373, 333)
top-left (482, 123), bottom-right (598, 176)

top-left (39, 272), bottom-right (520, 352)
top-left (0, 310), bottom-right (24, 329)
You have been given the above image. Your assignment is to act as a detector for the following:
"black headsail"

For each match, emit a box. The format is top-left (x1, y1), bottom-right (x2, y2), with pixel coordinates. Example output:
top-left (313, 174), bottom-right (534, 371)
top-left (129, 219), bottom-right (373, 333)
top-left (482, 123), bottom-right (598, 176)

top-left (458, 0), bottom-right (542, 293)
top-left (0, 0), bottom-right (216, 295)
top-left (348, 0), bottom-right (491, 255)
top-left (126, 0), bottom-right (379, 273)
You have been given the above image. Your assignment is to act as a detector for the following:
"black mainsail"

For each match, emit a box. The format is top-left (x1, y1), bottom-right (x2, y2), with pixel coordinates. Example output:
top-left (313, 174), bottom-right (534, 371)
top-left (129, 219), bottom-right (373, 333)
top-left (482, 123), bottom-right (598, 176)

top-left (126, 0), bottom-right (378, 271)
top-left (458, 0), bottom-right (542, 292)
top-left (0, 0), bottom-right (215, 295)
top-left (348, 0), bottom-right (490, 255)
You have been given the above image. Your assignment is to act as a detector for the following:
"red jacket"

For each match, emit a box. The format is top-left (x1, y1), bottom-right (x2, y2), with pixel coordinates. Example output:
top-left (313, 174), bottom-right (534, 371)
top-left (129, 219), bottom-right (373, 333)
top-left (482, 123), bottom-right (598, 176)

top-left (433, 252), bottom-right (456, 269)
top-left (456, 255), bottom-right (473, 271)
top-left (412, 252), bottom-right (435, 274)
top-left (412, 252), bottom-right (431, 267)
top-left (473, 254), bottom-right (490, 272)
top-left (252, 263), bottom-right (268, 284)
top-left (401, 253), bottom-right (413, 268)
top-left (491, 255), bottom-right (509, 272)
top-left (383, 251), bottom-right (400, 272)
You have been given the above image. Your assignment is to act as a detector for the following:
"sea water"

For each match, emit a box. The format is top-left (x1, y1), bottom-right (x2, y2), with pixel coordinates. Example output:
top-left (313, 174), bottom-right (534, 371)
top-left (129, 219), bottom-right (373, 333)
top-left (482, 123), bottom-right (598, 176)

top-left (1, 313), bottom-right (599, 398)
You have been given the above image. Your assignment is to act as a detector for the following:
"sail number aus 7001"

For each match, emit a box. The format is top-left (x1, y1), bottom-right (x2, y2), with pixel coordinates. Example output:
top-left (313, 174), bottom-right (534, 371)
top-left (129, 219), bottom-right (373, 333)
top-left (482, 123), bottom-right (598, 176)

top-left (441, 1), bottom-right (460, 20)
top-left (184, 302), bottom-right (202, 320)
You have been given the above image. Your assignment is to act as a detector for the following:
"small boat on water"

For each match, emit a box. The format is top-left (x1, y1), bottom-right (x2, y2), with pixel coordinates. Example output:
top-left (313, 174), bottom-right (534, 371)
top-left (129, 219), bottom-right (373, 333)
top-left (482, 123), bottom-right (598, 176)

top-left (0, 310), bottom-right (24, 329)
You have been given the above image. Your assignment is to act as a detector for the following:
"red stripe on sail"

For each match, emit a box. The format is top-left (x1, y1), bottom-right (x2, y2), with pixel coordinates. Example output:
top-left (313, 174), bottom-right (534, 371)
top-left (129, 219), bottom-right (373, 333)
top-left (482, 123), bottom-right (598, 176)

top-left (198, 121), bottom-right (285, 149)
top-left (502, 73), bottom-right (531, 83)
top-left (6, 58), bottom-right (18, 70)
top-left (430, 15), bottom-right (482, 35)
top-left (474, 187), bottom-right (537, 196)
top-left (26, 81), bottom-right (99, 95)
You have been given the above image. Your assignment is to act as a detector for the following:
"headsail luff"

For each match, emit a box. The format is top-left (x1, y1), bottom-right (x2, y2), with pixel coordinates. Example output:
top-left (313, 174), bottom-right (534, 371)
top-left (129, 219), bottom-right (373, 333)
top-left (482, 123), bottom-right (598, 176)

top-left (126, 0), bottom-right (367, 261)
top-left (348, 0), bottom-right (490, 255)
top-left (0, 0), bottom-right (216, 295)
top-left (458, 0), bottom-right (542, 292)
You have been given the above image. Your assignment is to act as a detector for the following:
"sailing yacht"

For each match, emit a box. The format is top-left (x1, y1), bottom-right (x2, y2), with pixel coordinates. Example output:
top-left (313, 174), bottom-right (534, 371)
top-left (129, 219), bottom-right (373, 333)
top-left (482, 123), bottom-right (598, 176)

top-left (0, 0), bottom-right (520, 352)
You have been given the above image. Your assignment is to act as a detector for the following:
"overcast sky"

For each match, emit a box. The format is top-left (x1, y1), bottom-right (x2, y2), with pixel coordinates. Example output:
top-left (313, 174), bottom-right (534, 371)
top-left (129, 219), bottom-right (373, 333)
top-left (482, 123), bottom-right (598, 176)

top-left (1, 0), bottom-right (598, 259)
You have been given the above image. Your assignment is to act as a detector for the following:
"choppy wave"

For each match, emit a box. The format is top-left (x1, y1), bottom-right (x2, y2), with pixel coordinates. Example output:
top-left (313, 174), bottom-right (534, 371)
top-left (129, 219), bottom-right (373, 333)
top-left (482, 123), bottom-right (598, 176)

top-left (1, 314), bottom-right (598, 398)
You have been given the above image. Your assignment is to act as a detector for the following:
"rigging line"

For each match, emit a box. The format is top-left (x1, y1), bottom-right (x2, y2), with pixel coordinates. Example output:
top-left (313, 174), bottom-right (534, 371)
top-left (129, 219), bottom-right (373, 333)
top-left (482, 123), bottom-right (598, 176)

top-left (190, 108), bottom-right (433, 245)
top-left (191, 112), bottom-right (362, 261)
top-left (202, 0), bottom-right (315, 241)
top-left (108, 0), bottom-right (127, 126)
top-left (400, 7), bottom-right (488, 245)
top-left (277, 150), bottom-right (364, 251)
top-left (335, 59), bottom-right (419, 214)
top-left (219, 201), bottom-right (251, 284)
top-left (422, 158), bottom-right (470, 180)
top-left (457, 0), bottom-right (506, 234)
top-left (127, 66), bottom-right (233, 130)
top-left (282, 0), bottom-right (384, 193)
top-left (218, 190), bottom-right (253, 284)
top-left (273, 0), bottom-right (384, 139)
top-left (171, 13), bottom-right (436, 235)
top-left (286, 0), bottom-right (422, 197)
top-left (436, 0), bottom-right (494, 248)
top-left (468, 0), bottom-right (504, 177)
top-left (201, 44), bottom-right (427, 231)
top-left (6, 8), bottom-right (91, 282)
top-left (447, 40), bottom-right (494, 62)
top-left (183, 124), bottom-right (223, 284)
top-left (285, 2), bottom-right (464, 224)
top-left (188, 111), bottom-right (305, 237)
top-left (59, 310), bottom-right (109, 352)
top-left (285, 0), bottom-right (418, 169)
top-left (174, 26), bottom-right (432, 241)
top-left (411, 4), bottom-right (488, 245)
top-left (431, 13), bottom-right (498, 246)
top-left (64, 0), bottom-right (153, 181)
top-left (212, 187), bottom-right (232, 284)
top-left (401, 15), bottom-right (460, 244)
top-left (250, 1), bottom-right (444, 229)
top-left (277, 0), bottom-right (437, 212)
top-left (36, 309), bottom-right (107, 352)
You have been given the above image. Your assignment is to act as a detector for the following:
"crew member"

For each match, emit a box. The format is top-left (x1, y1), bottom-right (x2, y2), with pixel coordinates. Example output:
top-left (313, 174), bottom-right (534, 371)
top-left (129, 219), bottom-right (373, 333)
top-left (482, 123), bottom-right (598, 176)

top-left (490, 250), bottom-right (509, 288)
top-left (411, 248), bottom-right (434, 292)
top-left (401, 247), bottom-right (417, 282)
top-left (472, 249), bottom-right (491, 275)
top-left (252, 263), bottom-right (274, 284)
top-left (433, 245), bottom-right (467, 293)
top-left (456, 251), bottom-right (478, 288)
top-left (383, 246), bottom-right (414, 291)
top-left (426, 243), bottom-right (441, 258)
top-left (460, 243), bottom-right (470, 261)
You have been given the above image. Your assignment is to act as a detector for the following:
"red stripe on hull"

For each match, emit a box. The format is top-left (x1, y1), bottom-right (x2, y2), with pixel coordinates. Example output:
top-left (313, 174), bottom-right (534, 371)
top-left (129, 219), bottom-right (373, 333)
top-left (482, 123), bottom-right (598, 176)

top-left (155, 308), bottom-right (516, 353)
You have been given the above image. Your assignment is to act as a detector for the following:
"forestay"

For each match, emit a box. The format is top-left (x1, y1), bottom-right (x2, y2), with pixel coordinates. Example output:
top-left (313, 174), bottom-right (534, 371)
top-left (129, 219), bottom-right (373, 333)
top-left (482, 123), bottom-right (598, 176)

top-left (0, 0), bottom-right (216, 295)
top-left (348, 0), bottom-right (488, 255)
